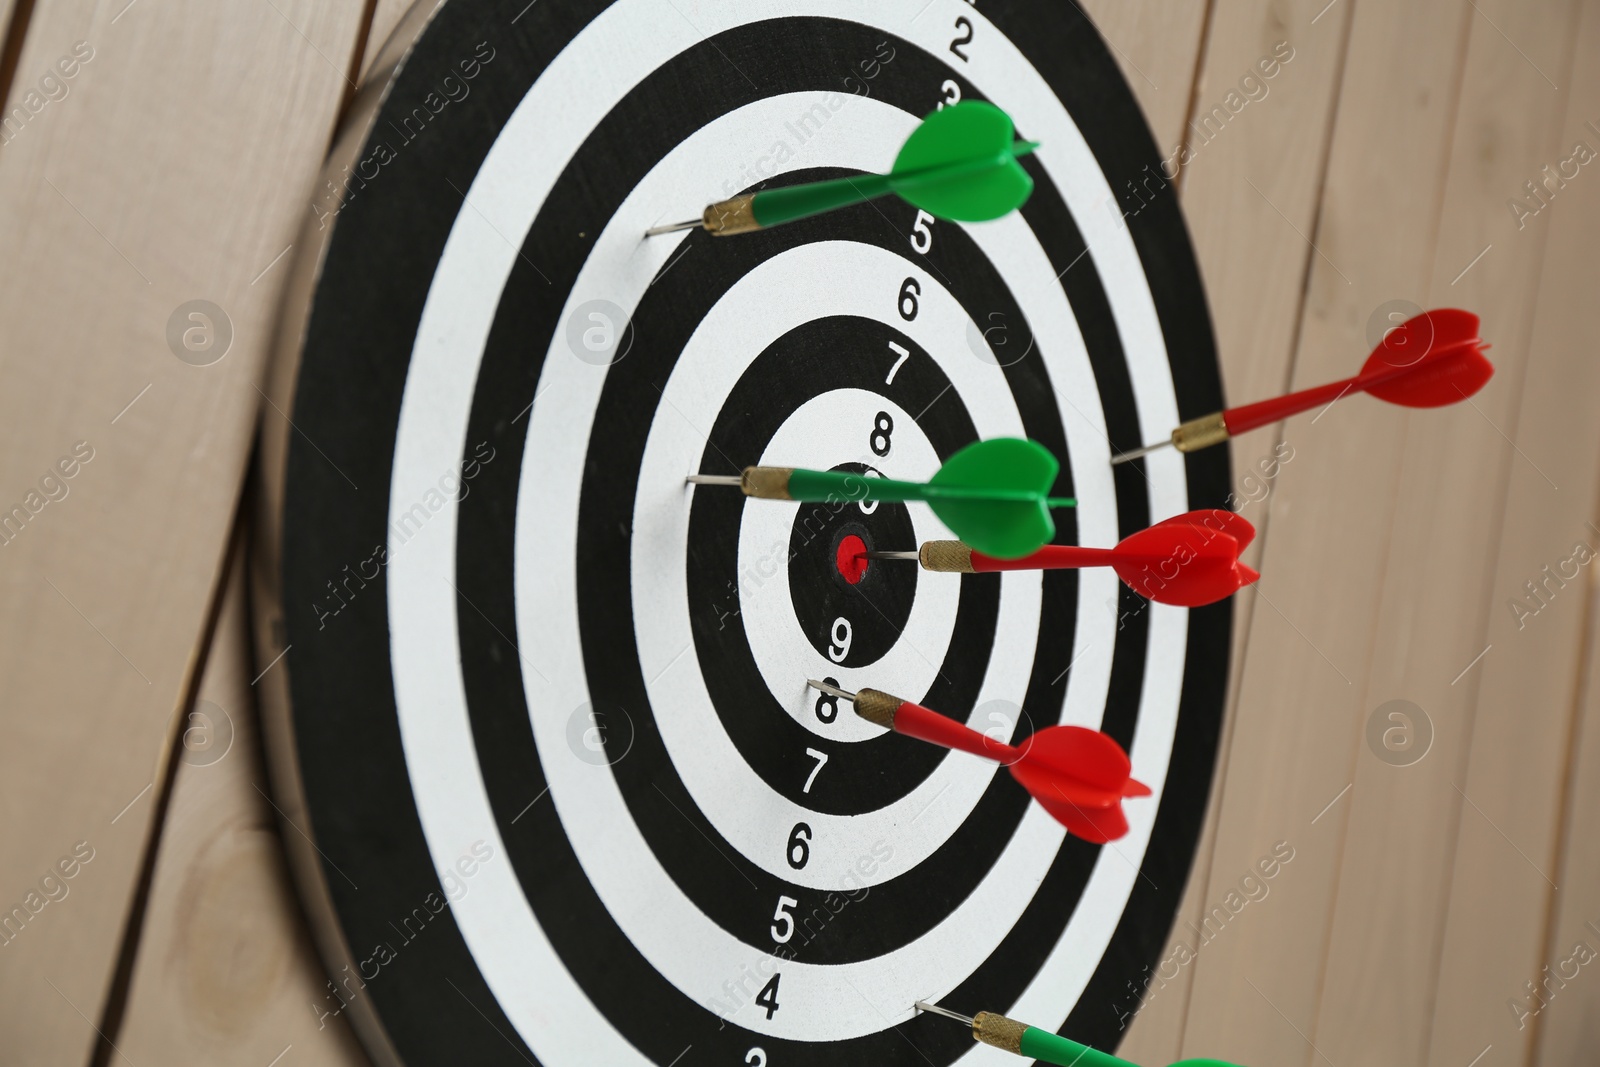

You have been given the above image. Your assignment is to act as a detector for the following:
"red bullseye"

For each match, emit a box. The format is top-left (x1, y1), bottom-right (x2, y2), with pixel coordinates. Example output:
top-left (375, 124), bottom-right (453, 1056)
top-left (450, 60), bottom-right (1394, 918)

top-left (836, 534), bottom-right (869, 584)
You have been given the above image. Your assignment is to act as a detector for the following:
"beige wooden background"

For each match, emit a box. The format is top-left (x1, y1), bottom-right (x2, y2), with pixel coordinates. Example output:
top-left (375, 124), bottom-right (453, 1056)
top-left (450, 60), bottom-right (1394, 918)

top-left (0, 0), bottom-right (1596, 1064)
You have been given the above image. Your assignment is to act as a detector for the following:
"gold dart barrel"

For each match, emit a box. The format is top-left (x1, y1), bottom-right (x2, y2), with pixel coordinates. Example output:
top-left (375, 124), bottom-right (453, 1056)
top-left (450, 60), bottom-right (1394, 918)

top-left (972, 1011), bottom-right (1029, 1054)
top-left (918, 540), bottom-right (975, 573)
top-left (852, 688), bottom-right (902, 729)
top-left (702, 194), bottom-right (762, 235)
top-left (1170, 411), bottom-right (1230, 453)
top-left (739, 466), bottom-right (794, 499)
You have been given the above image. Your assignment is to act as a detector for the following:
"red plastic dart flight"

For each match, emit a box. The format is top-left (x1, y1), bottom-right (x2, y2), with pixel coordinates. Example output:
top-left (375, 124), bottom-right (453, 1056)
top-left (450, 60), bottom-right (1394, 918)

top-left (1112, 308), bottom-right (1491, 464)
top-left (807, 680), bottom-right (1150, 843)
top-left (871, 509), bottom-right (1259, 608)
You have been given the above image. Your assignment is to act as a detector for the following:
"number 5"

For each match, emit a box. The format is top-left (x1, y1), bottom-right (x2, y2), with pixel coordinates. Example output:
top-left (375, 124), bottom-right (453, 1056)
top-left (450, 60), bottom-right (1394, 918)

top-left (910, 210), bottom-right (934, 254)
top-left (771, 896), bottom-right (798, 943)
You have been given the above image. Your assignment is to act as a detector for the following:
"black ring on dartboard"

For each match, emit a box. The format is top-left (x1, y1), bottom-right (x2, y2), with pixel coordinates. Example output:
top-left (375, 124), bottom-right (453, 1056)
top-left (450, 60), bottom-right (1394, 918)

top-left (458, 25), bottom-right (1139, 1003)
top-left (275, 3), bottom-right (1228, 1065)
top-left (463, 27), bottom-right (1139, 1055)
top-left (683, 309), bottom-right (998, 815)
top-left (557, 227), bottom-right (1036, 960)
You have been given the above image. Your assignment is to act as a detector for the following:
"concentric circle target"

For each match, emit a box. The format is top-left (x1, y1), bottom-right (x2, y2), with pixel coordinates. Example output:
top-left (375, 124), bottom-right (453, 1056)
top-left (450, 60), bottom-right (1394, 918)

top-left (255, 2), bottom-right (1229, 1064)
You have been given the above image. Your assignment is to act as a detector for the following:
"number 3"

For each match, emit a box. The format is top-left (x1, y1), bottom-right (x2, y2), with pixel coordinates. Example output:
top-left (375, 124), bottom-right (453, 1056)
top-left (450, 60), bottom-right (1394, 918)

top-left (746, 1049), bottom-right (767, 1066)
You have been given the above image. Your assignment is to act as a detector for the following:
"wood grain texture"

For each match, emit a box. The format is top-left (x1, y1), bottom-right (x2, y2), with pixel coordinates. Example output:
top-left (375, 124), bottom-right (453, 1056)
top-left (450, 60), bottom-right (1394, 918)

top-left (359, 0), bottom-right (421, 80)
top-left (1537, 572), bottom-right (1600, 1063)
top-left (1424, 0), bottom-right (1598, 1061)
top-left (1174, 0), bottom-right (1590, 1063)
top-left (1073, 0), bottom-right (1209, 158)
top-left (1268, 0), bottom-right (1478, 1064)
top-left (1112, 0), bottom-right (1357, 1061)
top-left (113, 546), bottom-right (372, 1067)
top-left (5, 3), bottom-right (1596, 1065)
top-left (0, 2), bottom-right (367, 1063)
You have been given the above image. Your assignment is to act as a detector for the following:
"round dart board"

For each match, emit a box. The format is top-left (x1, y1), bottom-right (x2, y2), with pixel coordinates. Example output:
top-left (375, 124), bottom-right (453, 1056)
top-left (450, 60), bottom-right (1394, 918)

top-left (252, 1), bottom-right (1229, 1064)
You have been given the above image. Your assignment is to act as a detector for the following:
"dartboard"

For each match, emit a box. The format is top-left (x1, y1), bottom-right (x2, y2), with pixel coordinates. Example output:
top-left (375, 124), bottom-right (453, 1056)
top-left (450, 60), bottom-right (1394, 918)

top-left (254, 1), bottom-right (1229, 1064)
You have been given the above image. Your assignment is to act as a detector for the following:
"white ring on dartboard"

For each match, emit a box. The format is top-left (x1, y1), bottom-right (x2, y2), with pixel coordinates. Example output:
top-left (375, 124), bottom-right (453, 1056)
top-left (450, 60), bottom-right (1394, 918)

top-left (386, 4), bottom-right (1189, 1058)
top-left (631, 240), bottom-right (1048, 884)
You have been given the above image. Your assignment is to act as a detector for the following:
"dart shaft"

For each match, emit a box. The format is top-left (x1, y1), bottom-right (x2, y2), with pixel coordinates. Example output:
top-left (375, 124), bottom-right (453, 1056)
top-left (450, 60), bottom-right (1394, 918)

top-left (784, 468), bottom-right (1069, 506)
top-left (1223, 340), bottom-right (1485, 435)
top-left (1222, 375), bottom-right (1357, 436)
top-left (972, 543), bottom-right (1113, 572)
top-left (786, 467), bottom-right (929, 503)
top-left (1019, 1026), bottom-right (1131, 1067)
top-left (738, 140), bottom-right (1039, 231)
top-left (862, 692), bottom-right (1018, 763)
top-left (966, 1013), bottom-right (1130, 1067)
top-left (750, 172), bottom-right (894, 229)
top-left (916, 541), bottom-right (1115, 573)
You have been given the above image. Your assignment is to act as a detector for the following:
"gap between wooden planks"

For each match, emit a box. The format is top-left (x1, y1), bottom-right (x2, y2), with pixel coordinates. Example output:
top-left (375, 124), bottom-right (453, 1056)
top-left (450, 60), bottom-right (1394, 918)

top-left (0, 1), bottom-right (373, 1063)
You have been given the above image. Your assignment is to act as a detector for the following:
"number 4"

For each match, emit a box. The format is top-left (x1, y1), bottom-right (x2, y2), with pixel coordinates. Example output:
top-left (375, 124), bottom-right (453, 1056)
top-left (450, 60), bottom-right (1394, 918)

top-left (885, 341), bottom-right (910, 384)
top-left (803, 747), bottom-right (828, 793)
top-left (755, 974), bottom-right (782, 1019)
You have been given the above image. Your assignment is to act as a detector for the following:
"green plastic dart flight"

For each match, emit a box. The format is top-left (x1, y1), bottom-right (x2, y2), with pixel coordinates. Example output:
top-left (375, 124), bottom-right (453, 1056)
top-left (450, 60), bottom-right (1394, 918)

top-left (915, 1001), bottom-right (1243, 1067)
top-left (646, 101), bottom-right (1038, 237)
top-left (686, 437), bottom-right (1073, 560)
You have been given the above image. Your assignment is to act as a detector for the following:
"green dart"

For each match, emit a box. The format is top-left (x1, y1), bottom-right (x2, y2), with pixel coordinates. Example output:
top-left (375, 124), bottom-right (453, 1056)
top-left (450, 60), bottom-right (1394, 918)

top-left (645, 101), bottom-right (1038, 237)
top-left (686, 437), bottom-right (1073, 560)
top-left (914, 1000), bottom-right (1243, 1067)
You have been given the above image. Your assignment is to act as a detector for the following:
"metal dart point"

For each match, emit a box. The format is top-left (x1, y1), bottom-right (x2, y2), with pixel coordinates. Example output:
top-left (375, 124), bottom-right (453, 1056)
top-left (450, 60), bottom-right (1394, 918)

top-left (914, 1000), bottom-right (974, 1026)
top-left (806, 678), bottom-right (856, 702)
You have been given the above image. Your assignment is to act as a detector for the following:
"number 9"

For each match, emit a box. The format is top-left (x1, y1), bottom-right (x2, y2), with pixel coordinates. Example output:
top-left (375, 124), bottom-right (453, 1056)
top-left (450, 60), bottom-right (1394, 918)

top-left (828, 617), bottom-right (852, 663)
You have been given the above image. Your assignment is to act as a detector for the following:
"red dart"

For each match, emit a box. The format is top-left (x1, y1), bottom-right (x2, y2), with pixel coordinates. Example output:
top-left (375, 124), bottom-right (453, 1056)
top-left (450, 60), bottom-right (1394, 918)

top-left (807, 680), bottom-right (1150, 843)
top-left (871, 509), bottom-right (1259, 608)
top-left (1112, 308), bottom-right (1492, 463)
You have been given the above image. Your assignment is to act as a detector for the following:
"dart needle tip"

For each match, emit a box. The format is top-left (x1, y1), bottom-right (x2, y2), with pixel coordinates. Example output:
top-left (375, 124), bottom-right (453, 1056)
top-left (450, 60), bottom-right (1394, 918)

top-left (807, 678), bottom-right (857, 701)
top-left (644, 218), bottom-right (703, 236)
top-left (914, 1000), bottom-right (975, 1026)
top-left (1110, 439), bottom-right (1170, 465)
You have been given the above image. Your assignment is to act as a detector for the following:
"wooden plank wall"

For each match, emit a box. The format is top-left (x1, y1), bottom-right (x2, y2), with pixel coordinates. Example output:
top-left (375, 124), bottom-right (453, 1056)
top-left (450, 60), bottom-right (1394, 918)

top-left (0, 1), bottom-right (372, 1063)
top-left (0, 1), bottom-right (1596, 1065)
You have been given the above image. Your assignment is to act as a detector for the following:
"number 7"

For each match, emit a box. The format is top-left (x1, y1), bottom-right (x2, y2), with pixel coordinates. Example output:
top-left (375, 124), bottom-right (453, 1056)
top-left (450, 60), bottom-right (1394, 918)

top-left (885, 341), bottom-right (911, 384)
top-left (803, 747), bottom-right (828, 793)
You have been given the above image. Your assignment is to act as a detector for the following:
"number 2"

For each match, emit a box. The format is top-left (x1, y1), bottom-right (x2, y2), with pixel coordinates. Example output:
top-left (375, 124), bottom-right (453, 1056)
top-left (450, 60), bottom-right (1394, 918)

top-left (950, 17), bottom-right (974, 61)
top-left (746, 1049), bottom-right (767, 1065)
top-left (937, 79), bottom-right (961, 109)
top-left (885, 341), bottom-right (911, 384)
